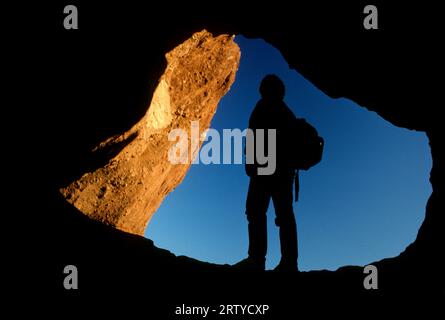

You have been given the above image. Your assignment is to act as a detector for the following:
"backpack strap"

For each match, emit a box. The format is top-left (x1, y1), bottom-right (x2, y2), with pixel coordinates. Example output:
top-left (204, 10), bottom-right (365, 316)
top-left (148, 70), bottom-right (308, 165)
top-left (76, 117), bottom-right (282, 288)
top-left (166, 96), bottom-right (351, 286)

top-left (295, 169), bottom-right (300, 202)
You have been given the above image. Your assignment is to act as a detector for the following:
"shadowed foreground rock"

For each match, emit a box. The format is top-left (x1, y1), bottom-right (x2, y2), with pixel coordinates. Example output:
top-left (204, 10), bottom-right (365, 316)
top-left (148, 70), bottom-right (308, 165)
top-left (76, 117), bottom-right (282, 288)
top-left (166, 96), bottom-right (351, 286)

top-left (60, 30), bottom-right (240, 235)
top-left (26, 2), bottom-right (443, 311)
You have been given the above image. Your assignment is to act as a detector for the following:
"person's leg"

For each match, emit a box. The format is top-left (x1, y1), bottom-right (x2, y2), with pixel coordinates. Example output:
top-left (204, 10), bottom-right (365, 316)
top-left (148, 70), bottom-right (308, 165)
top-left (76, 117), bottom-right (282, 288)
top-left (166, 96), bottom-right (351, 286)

top-left (271, 173), bottom-right (298, 271)
top-left (245, 176), bottom-right (271, 265)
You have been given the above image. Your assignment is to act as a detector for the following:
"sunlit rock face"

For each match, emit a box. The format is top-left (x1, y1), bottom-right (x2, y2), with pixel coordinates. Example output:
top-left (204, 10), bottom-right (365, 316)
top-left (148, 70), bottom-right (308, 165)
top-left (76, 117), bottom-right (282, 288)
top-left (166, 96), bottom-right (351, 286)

top-left (60, 30), bottom-right (240, 235)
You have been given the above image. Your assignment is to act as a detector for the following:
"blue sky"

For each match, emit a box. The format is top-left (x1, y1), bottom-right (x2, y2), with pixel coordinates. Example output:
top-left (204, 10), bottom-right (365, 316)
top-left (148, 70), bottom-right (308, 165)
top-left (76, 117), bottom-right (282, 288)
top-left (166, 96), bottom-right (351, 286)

top-left (145, 35), bottom-right (432, 271)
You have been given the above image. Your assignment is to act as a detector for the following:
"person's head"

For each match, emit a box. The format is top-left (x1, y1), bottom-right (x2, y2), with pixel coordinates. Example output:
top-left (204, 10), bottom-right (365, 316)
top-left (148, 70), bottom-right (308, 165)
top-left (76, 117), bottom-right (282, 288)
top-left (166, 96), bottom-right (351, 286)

top-left (259, 74), bottom-right (285, 100)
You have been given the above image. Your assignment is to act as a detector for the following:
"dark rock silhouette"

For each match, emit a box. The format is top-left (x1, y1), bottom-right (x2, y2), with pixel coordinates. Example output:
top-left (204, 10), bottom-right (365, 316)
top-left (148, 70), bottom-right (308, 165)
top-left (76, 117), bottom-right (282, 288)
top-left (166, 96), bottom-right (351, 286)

top-left (23, 1), bottom-right (443, 313)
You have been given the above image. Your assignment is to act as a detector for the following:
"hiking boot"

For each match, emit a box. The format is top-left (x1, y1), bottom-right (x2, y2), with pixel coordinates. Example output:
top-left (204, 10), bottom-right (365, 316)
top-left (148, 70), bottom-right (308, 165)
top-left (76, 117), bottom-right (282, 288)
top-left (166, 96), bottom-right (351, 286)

top-left (233, 257), bottom-right (265, 271)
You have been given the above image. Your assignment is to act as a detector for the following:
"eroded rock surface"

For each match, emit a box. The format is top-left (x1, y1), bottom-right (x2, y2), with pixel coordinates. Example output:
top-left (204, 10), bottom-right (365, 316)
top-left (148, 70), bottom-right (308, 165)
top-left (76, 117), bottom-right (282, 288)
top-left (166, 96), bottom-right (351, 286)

top-left (60, 30), bottom-right (240, 235)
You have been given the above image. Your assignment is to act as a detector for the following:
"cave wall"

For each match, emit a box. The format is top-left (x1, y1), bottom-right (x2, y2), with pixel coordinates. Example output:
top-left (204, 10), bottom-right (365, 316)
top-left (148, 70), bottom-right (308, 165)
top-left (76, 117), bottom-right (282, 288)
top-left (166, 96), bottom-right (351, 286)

top-left (38, 2), bottom-right (443, 264)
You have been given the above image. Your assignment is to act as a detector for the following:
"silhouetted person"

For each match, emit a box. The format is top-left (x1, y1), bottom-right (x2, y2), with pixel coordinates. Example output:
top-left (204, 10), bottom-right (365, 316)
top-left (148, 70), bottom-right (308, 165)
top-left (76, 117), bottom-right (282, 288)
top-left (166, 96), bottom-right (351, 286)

top-left (236, 75), bottom-right (299, 272)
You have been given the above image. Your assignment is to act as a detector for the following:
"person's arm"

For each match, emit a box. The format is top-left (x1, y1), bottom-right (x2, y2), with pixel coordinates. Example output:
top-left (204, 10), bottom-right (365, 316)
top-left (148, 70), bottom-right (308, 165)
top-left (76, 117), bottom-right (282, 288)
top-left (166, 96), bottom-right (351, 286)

top-left (245, 107), bottom-right (259, 177)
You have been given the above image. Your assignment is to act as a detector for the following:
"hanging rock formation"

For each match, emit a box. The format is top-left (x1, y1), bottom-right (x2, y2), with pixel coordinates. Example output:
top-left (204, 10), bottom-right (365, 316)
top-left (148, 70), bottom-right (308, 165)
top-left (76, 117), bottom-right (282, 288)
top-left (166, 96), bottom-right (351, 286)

top-left (60, 30), bottom-right (240, 235)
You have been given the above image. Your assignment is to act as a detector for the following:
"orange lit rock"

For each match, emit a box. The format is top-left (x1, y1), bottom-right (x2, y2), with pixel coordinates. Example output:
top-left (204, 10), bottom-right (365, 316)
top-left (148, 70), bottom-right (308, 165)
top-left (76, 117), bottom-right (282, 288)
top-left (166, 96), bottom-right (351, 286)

top-left (60, 30), bottom-right (240, 235)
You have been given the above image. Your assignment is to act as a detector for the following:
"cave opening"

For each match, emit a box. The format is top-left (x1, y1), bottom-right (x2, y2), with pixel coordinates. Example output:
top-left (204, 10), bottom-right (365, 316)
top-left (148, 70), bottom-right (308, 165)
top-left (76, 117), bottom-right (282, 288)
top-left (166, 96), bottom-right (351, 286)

top-left (144, 34), bottom-right (432, 271)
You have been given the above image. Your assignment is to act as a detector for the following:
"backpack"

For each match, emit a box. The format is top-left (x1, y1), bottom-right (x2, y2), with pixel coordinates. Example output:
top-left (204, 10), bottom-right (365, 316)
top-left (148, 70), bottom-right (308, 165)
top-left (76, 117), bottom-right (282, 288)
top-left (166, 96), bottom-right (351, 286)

top-left (293, 118), bottom-right (324, 171)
